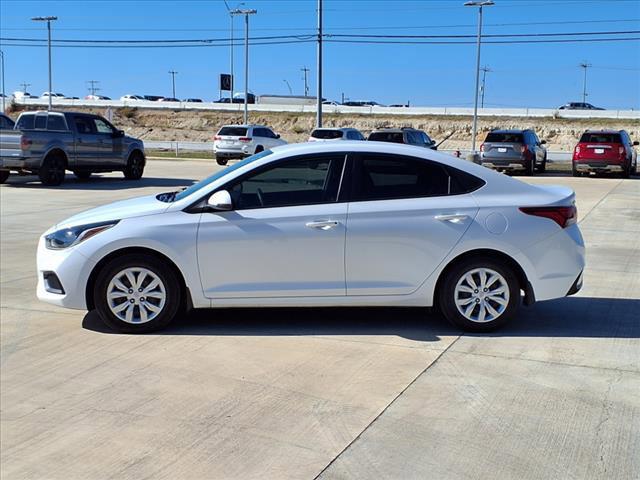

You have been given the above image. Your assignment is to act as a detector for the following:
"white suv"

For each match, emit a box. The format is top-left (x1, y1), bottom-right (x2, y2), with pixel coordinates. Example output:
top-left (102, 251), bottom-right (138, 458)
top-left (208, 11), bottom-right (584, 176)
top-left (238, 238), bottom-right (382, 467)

top-left (308, 128), bottom-right (365, 141)
top-left (214, 125), bottom-right (286, 165)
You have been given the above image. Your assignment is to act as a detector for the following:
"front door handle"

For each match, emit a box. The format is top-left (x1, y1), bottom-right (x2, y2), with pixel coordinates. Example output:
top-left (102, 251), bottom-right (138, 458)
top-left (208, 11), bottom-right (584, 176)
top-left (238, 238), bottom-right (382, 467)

top-left (435, 214), bottom-right (469, 224)
top-left (306, 220), bottom-right (339, 230)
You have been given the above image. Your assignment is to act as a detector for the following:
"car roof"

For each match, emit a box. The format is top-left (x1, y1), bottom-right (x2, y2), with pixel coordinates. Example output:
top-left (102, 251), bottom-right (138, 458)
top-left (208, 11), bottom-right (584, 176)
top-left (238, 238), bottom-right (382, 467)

top-left (583, 129), bottom-right (623, 134)
top-left (220, 124), bottom-right (268, 128)
top-left (370, 128), bottom-right (418, 133)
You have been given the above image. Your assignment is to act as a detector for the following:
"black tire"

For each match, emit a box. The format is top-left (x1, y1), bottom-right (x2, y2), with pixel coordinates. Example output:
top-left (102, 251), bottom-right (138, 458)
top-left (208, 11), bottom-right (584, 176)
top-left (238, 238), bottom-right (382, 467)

top-left (216, 157), bottom-right (228, 166)
top-left (621, 161), bottom-right (631, 179)
top-left (254, 145), bottom-right (264, 154)
top-left (38, 152), bottom-right (67, 186)
top-left (123, 151), bottom-right (145, 180)
top-left (524, 156), bottom-right (535, 176)
top-left (572, 163), bottom-right (582, 177)
top-left (537, 154), bottom-right (547, 173)
top-left (93, 254), bottom-right (181, 333)
top-left (0, 170), bottom-right (9, 184)
top-left (74, 170), bottom-right (92, 180)
top-left (438, 257), bottom-right (520, 333)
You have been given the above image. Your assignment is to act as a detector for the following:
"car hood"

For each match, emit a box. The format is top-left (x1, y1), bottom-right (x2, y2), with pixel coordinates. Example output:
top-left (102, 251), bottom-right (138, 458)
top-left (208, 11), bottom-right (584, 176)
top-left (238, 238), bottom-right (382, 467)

top-left (53, 194), bottom-right (170, 230)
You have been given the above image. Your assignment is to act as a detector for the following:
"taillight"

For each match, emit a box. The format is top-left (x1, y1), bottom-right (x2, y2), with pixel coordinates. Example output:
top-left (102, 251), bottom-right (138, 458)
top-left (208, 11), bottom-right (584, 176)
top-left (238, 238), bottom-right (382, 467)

top-left (618, 146), bottom-right (625, 158)
top-left (480, 143), bottom-right (485, 152)
top-left (239, 137), bottom-right (252, 142)
top-left (214, 135), bottom-right (222, 141)
top-left (519, 205), bottom-right (577, 228)
top-left (20, 136), bottom-right (31, 150)
top-left (575, 145), bottom-right (581, 155)
top-left (521, 144), bottom-right (529, 154)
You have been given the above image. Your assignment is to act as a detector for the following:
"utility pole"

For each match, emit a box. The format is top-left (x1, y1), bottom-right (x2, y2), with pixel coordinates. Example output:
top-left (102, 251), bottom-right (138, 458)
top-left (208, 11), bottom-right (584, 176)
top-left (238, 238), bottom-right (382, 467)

top-left (230, 8), bottom-right (257, 124)
top-left (168, 70), bottom-right (178, 99)
top-left (20, 82), bottom-right (31, 93)
top-left (31, 16), bottom-right (57, 111)
top-left (463, 1), bottom-right (494, 158)
top-left (86, 80), bottom-right (100, 96)
top-left (480, 66), bottom-right (491, 108)
top-left (0, 50), bottom-right (5, 112)
top-left (316, 0), bottom-right (323, 127)
top-left (579, 61), bottom-right (591, 103)
top-left (301, 66), bottom-right (310, 96)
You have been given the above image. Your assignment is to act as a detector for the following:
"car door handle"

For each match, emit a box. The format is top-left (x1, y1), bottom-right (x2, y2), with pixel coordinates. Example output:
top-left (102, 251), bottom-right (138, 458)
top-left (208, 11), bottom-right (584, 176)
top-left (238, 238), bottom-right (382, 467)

top-left (306, 220), bottom-right (339, 230)
top-left (435, 214), bottom-right (469, 224)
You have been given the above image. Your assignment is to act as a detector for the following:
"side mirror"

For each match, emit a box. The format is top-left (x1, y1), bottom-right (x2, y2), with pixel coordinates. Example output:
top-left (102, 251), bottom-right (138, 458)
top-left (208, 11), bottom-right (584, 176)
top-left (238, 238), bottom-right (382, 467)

top-left (207, 190), bottom-right (233, 211)
top-left (540, 140), bottom-right (547, 145)
top-left (113, 129), bottom-right (125, 138)
top-left (275, 133), bottom-right (281, 139)
top-left (633, 141), bottom-right (639, 146)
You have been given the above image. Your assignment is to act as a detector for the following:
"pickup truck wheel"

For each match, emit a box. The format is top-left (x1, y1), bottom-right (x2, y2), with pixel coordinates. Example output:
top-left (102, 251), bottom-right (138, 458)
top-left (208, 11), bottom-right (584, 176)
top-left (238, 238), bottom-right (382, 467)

top-left (74, 171), bottom-right (92, 180)
top-left (216, 157), bottom-right (228, 166)
top-left (39, 153), bottom-right (66, 186)
top-left (0, 170), bottom-right (9, 184)
top-left (123, 152), bottom-right (144, 180)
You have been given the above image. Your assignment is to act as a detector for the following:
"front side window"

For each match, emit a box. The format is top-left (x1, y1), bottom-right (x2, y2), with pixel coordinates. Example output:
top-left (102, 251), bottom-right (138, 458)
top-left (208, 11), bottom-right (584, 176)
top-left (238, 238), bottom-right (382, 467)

top-left (227, 155), bottom-right (344, 210)
top-left (352, 155), bottom-right (453, 201)
top-left (74, 116), bottom-right (96, 134)
top-left (94, 118), bottom-right (114, 134)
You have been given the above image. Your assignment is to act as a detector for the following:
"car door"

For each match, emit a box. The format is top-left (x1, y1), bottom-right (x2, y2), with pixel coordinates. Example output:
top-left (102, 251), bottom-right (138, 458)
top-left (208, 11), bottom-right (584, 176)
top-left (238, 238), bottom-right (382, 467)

top-left (344, 153), bottom-right (479, 296)
top-left (92, 116), bottom-right (123, 166)
top-left (71, 114), bottom-right (102, 165)
top-left (197, 153), bottom-right (348, 298)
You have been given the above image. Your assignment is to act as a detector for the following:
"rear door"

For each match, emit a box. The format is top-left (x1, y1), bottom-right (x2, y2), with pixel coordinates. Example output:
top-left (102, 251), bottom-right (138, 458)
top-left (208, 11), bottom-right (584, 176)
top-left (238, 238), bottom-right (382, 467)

top-left (344, 153), bottom-right (478, 296)
top-left (71, 114), bottom-right (101, 165)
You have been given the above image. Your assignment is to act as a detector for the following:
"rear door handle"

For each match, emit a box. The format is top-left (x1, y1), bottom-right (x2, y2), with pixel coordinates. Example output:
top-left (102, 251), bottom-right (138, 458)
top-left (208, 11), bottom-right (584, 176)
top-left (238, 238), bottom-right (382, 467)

top-left (435, 214), bottom-right (469, 224)
top-left (306, 220), bottom-right (339, 230)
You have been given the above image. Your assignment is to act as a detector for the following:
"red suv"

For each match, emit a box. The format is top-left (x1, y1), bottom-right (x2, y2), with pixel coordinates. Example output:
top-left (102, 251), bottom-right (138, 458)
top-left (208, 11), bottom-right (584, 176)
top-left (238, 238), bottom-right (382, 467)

top-left (572, 130), bottom-right (638, 178)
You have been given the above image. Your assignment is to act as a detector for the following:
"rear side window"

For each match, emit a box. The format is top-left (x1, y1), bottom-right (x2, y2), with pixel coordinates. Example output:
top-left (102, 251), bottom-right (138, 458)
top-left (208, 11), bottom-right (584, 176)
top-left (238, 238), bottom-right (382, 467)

top-left (0, 115), bottom-right (15, 130)
top-left (16, 114), bottom-right (35, 130)
top-left (485, 132), bottom-right (524, 143)
top-left (74, 116), bottom-right (96, 134)
top-left (579, 132), bottom-right (622, 143)
top-left (218, 127), bottom-right (248, 136)
top-left (445, 166), bottom-right (486, 194)
top-left (47, 115), bottom-right (67, 131)
top-left (352, 155), bottom-right (451, 201)
top-left (368, 132), bottom-right (405, 143)
top-left (312, 129), bottom-right (343, 139)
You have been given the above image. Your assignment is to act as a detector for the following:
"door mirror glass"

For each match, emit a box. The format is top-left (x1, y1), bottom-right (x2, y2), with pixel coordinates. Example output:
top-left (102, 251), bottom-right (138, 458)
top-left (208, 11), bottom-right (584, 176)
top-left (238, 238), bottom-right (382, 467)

top-left (275, 133), bottom-right (281, 139)
top-left (113, 129), bottom-right (125, 138)
top-left (207, 190), bottom-right (233, 211)
top-left (633, 141), bottom-right (639, 146)
top-left (540, 140), bottom-right (547, 145)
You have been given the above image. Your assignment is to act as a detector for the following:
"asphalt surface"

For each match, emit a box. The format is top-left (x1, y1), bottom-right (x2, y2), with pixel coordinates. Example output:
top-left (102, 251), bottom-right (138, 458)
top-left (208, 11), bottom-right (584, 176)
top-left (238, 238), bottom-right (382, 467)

top-left (1, 161), bottom-right (638, 480)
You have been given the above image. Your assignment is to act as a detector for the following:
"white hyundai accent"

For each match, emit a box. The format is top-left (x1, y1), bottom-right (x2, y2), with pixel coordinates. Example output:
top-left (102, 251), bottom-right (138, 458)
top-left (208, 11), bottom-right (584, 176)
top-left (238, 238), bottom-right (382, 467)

top-left (37, 142), bottom-right (585, 333)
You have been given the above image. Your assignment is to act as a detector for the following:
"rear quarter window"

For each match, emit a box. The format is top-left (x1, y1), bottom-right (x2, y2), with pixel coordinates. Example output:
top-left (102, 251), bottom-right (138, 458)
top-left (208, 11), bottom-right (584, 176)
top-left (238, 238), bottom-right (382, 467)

top-left (579, 133), bottom-right (622, 143)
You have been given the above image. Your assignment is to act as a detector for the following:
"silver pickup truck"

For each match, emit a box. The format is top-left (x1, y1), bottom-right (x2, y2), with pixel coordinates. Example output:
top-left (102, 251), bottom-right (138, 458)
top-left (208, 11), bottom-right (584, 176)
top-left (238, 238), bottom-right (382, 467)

top-left (0, 111), bottom-right (145, 185)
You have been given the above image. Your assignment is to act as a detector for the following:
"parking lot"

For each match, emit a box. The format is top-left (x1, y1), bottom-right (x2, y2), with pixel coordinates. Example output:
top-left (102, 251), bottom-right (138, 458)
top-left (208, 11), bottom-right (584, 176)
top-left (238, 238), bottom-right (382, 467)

top-left (1, 160), bottom-right (638, 479)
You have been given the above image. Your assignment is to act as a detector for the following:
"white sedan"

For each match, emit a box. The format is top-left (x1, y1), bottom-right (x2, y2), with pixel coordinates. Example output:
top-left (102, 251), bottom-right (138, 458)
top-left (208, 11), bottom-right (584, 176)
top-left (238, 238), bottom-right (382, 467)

top-left (37, 142), bottom-right (585, 333)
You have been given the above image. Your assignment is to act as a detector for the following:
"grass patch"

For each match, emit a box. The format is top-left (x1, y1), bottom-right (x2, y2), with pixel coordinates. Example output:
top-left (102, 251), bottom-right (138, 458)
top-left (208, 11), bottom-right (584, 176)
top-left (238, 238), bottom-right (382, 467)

top-left (146, 149), bottom-right (213, 160)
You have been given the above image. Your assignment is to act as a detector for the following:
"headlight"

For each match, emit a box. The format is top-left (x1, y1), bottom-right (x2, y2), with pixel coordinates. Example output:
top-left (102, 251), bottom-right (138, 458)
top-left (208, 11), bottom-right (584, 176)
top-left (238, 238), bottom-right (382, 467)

top-left (45, 221), bottom-right (119, 250)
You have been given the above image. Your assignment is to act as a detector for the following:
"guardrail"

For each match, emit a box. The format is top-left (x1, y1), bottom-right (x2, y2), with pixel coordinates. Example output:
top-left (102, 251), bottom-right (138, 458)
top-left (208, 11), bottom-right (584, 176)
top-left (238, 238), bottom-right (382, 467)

top-left (13, 97), bottom-right (640, 120)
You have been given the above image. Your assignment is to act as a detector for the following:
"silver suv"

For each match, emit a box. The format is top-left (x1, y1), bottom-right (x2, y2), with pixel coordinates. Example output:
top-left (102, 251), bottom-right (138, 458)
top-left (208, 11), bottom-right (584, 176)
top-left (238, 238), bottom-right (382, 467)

top-left (480, 129), bottom-right (547, 175)
top-left (214, 125), bottom-right (287, 165)
top-left (368, 128), bottom-right (437, 150)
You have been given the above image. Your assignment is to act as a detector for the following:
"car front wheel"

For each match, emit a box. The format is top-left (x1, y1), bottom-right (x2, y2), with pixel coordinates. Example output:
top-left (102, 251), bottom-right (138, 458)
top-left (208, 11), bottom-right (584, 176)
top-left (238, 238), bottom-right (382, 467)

top-left (94, 254), bottom-right (181, 333)
top-left (438, 258), bottom-right (520, 332)
top-left (0, 170), bottom-right (9, 184)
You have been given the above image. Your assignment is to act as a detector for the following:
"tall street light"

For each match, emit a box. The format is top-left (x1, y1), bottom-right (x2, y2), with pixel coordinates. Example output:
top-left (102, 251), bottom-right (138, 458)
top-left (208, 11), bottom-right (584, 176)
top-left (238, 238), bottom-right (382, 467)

top-left (0, 50), bottom-right (5, 113)
top-left (31, 16), bottom-right (57, 111)
top-left (579, 61), bottom-right (591, 103)
top-left (231, 8), bottom-right (256, 125)
top-left (316, 0), bottom-right (323, 127)
top-left (463, 1), bottom-right (493, 159)
top-left (168, 70), bottom-right (178, 99)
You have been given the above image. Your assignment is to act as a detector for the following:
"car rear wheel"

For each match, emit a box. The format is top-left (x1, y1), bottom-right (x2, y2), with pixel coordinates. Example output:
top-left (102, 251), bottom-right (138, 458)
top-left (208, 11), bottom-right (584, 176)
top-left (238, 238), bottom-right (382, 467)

top-left (94, 254), bottom-right (181, 333)
top-left (524, 157), bottom-right (535, 176)
top-left (123, 151), bottom-right (145, 180)
top-left (216, 157), bottom-right (228, 166)
top-left (0, 170), bottom-right (9, 184)
top-left (571, 163), bottom-right (582, 177)
top-left (38, 153), bottom-right (67, 186)
top-left (74, 170), bottom-right (92, 180)
top-left (621, 161), bottom-right (631, 179)
top-left (438, 258), bottom-right (520, 332)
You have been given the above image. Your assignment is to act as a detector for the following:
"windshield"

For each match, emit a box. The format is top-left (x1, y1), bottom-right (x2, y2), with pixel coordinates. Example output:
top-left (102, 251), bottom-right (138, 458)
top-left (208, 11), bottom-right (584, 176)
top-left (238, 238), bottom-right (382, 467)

top-left (172, 149), bottom-right (273, 202)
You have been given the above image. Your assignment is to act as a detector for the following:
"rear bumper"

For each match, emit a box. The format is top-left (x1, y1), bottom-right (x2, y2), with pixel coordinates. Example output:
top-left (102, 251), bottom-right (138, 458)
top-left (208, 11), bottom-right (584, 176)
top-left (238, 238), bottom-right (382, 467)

top-left (574, 161), bottom-right (624, 172)
top-left (481, 157), bottom-right (526, 170)
top-left (215, 151), bottom-right (249, 160)
top-left (0, 156), bottom-right (39, 170)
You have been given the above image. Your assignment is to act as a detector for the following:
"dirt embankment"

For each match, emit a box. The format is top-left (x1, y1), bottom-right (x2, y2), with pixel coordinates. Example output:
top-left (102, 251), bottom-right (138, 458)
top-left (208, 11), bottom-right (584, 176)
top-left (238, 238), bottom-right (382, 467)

top-left (7, 105), bottom-right (640, 152)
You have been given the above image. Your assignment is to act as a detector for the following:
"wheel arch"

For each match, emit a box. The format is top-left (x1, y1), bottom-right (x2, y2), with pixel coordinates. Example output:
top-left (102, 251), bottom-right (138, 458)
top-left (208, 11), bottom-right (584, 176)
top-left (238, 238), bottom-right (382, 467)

top-left (127, 147), bottom-right (146, 165)
top-left (85, 246), bottom-right (191, 311)
top-left (434, 248), bottom-right (534, 307)
top-left (43, 147), bottom-right (69, 167)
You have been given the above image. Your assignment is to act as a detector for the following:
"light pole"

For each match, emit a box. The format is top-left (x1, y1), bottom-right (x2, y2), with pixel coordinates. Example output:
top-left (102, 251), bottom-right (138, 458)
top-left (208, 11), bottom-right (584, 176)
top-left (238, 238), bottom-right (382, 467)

top-left (224, 1), bottom-right (244, 100)
top-left (230, 8), bottom-right (257, 125)
top-left (480, 66), bottom-right (491, 108)
top-left (0, 50), bottom-right (5, 113)
top-left (283, 79), bottom-right (292, 95)
top-left (579, 61), bottom-right (591, 103)
top-left (31, 16), bottom-right (57, 111)
top-left (463, 1), bottom-right (493, 158)
top-left (316, 0), bottom-right (323, 127)
top-left (168, 70), bottom-right (178, 99)
top-left (301, 66), bottom-right (310, 96)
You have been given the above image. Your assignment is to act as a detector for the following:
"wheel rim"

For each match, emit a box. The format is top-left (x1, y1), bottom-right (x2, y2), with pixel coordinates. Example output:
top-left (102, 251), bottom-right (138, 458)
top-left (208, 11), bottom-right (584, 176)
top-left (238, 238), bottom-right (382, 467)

top-left (454, 268), bottom-right (510, 323)
top-left (107, 267), bottom-right (166, 324)
top-left (52, 159), bottom-right (65, 182)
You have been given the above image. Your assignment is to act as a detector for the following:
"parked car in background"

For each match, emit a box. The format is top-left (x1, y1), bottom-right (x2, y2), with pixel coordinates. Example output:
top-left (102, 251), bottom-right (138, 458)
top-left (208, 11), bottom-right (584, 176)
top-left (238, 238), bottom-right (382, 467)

top-left (214, 124), bottom-right (286, 165)
top-left (121, 95), bottom-right (145, 101)
top-left (159, 97), bottom-right (180, 102)
top-left (368, 127), bottom-right (437, 150)
top-left (0, 111), bottom-right (145, 185)
top-left (85, 95), bottom-right (112, 100)
top-left (12, 91), bottom-right (35, 99)
top-left (141, 95), bottom-right (163, 101)
top-left (342, 100), bottom-right (384, 107)
top-left (0, 113), bottom-right (15, 130)
top-left (572, 130), bottom-right (638, 178)
top-left (35, 141), bottom-right (585, 334)
top-left (322, 100), bottom-right (339, 106)
top-left (558, 102), bottom-right (604, 110)
top-left (184, 98), bottom-right (203, 103)
top-left (308, 128), bottom-right (365, 142)
top-left (480, 129), bottom-right (547, 175)
top-left (41, 92), bottom-right (66, 99)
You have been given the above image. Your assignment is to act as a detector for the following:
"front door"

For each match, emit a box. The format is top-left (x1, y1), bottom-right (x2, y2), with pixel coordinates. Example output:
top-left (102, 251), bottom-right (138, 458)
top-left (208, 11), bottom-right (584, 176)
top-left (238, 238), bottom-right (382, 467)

top-left (197, 153), bottom-right (347, 298)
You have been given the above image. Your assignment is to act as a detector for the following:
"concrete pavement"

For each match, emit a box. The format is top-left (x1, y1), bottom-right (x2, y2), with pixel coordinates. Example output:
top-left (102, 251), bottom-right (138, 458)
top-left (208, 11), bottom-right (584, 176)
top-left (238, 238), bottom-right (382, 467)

top-left (1, 162), bottom-right (638, 479)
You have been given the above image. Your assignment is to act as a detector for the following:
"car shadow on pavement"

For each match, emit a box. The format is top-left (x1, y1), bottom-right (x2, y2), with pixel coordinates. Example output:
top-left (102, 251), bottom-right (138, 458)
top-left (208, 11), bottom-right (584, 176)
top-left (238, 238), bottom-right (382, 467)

top-left (3, 175), bottom-right (195, 190)
top-left (82, 296), bottom-right (639, 340)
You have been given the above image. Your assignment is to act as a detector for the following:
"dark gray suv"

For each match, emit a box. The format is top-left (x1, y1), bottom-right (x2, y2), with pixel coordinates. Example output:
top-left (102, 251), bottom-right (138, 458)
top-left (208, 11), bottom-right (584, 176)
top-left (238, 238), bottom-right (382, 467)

top-left (480, 129), bottom-right (547, 175)
top-left (368, 128), bottom-right (437, 150)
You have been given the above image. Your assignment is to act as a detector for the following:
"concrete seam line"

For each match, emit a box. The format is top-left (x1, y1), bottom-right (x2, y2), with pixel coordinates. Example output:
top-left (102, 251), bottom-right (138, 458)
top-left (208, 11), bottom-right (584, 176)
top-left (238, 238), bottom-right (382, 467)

top-left (312, 335), bottom-right (462, 480)
top-left (577, 178), bottom-right (623, 225)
